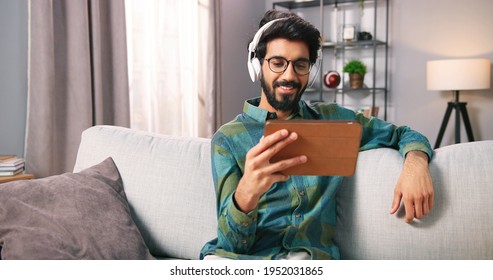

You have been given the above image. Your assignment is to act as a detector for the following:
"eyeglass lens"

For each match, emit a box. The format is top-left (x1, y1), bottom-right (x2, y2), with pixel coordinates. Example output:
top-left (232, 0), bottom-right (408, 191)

top-left (267, 57), bottom-right (311, 75)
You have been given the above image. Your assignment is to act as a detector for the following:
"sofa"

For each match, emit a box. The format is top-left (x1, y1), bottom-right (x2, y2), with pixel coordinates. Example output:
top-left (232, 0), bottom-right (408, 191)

top-left (1, 125), bottom-right (492, 259)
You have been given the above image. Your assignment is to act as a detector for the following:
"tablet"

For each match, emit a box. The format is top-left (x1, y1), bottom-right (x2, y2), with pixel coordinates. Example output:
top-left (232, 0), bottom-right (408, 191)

top-left (264, 120), bottom-right (362, 176)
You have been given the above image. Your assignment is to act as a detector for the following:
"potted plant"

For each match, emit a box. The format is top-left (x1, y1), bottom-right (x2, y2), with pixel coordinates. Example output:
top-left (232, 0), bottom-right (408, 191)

top-left (343, 59), bottom-right (367, 89)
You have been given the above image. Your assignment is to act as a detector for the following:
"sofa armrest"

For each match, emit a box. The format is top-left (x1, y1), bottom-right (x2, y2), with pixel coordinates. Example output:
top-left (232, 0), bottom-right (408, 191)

top-left (335, 141), bottom-right (493, 259)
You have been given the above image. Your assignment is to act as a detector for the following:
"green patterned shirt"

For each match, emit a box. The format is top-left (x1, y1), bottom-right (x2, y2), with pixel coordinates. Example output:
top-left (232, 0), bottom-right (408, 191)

top-left (200, 98), bottom-right (432, 260)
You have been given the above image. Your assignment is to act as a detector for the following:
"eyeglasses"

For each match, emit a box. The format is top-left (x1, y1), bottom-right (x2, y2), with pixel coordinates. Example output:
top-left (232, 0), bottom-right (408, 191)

top-left (265, 56), bottom-right (312, 76)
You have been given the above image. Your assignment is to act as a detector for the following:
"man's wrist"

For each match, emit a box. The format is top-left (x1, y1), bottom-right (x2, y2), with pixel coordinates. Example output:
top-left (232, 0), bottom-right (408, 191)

top-left (405, 150), bottom-right (429, 167)
top-left (234, 185), bottom-right (260, 213)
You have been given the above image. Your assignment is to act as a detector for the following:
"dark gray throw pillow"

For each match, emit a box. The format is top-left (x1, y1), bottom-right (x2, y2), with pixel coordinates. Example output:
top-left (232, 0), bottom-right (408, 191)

top-left (0, 157), bottom-right (154, 260)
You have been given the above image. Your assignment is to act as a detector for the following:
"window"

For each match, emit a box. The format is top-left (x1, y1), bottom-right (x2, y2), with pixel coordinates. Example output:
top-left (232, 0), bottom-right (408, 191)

top-left (125, 0), bottom-right (218, 137)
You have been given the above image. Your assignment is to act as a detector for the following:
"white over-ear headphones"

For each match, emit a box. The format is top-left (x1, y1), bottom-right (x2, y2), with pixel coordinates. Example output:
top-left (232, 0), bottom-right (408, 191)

top-left (247, 18), bottom-right (322, 85)
top-left (247, 18), bottom-right (285, 82)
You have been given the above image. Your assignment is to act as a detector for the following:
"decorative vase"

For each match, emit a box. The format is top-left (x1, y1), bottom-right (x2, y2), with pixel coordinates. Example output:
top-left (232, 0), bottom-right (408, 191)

top-left (349, 73), bottom-right (364, 89)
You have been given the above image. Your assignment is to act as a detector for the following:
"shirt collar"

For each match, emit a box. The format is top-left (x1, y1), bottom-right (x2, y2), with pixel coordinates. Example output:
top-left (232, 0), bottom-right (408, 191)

top-left (243, 97), bottom-right (305, 123)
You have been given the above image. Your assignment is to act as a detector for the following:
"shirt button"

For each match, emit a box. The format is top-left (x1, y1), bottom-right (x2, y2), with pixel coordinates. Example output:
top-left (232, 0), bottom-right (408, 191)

top-left (241, 239), bottom-right (247, 244)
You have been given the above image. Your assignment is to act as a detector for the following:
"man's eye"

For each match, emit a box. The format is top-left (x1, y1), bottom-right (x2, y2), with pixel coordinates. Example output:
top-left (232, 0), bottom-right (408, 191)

top-left (296, 64), bottom-right (308, 70)
top-left (271, 61), bottom-right (285, 68)
top-left (295, 62), bottom-right (309, 70)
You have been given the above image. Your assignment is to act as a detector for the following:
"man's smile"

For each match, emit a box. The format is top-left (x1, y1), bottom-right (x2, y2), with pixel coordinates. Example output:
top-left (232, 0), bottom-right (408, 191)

top-left (276, 85), bottom-right (297, 95)
top-left (273, 80), bottom-right (301, 95)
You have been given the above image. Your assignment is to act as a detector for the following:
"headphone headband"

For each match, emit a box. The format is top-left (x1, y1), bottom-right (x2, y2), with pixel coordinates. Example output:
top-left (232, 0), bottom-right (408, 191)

top-left (248, 18), bottom-right (285, 53)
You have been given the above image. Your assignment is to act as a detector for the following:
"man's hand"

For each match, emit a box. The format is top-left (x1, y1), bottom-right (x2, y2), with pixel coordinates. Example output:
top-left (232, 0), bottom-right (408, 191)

top-left (390, 150), bottom-right (434, 223)
top-left (234, 129), bottom-right (307, 213)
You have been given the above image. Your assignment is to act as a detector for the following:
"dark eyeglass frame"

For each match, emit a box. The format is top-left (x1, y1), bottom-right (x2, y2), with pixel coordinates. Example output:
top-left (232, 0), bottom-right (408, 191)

top-left (264, 56), bottom-right (313, 76)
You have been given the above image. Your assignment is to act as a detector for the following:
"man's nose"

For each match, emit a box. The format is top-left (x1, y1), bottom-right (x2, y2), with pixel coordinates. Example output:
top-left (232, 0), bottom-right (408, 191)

top-left (280, 62), bottom-right (297, 80)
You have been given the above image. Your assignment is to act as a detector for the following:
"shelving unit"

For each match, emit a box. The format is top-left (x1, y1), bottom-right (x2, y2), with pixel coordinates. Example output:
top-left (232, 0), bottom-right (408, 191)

top-left (273, 0), bottom-right (390, 120)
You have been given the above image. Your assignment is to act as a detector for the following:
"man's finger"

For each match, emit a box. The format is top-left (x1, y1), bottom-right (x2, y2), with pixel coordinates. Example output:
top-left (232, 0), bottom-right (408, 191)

top-left (250, 129), bottom-right (289, 156)
top-left (390, 192), bottom-right (402, 215)
top-left (422, 198), bottom-right (430, 216)
top-left (414, 198), bottom-right (423, 219)
top-left (267, 155), bottom-right (307, 175)
top-left (264, 132), bottom-right (298, 158)
top-left (429, 192), bottom-right (435, 210)
top-left (403, 198), bottom-right (414, 223)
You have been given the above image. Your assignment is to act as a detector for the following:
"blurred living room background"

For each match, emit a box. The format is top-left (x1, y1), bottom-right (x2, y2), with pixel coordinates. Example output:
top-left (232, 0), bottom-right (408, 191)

top-left (1, 0), bottom-right (492, 178)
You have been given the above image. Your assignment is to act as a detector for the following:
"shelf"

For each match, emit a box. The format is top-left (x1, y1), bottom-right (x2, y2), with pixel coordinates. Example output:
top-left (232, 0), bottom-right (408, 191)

top-left (305, 87), bottom-right (386, 94)
top-left (274, 0), bottom-right (368, 9)
top-left (322, 40), bottom-right (387, 49)
top-left (0, 173), bottom-right (34, 184)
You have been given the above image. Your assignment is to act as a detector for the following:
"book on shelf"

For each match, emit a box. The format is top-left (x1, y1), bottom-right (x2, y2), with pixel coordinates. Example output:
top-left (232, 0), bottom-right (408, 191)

top-left (0, 156), bottom-right (26, 175)
top-left (0, 162), bottom-right (25, 171)
top-left (0, 156), bottom-right (25, 167)
top-left (0, 168), bottom-right (24, 177)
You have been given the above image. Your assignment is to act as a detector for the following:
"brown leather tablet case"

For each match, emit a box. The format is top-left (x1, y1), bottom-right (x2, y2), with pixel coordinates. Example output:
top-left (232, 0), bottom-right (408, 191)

top-left (264, 120), bottom-right (362, 176)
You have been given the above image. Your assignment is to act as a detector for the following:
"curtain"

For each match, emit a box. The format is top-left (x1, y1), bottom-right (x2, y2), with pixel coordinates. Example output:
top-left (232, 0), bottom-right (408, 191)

top-left (26, 0), bottom-right (130, 178)
top-left (125, 0), bottom-right (220, 138)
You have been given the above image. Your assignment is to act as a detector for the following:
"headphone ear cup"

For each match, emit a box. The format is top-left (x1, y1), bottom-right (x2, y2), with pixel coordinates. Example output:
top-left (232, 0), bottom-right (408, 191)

top-left (248, 57), bottom-right (261, 82)
top-left (252, 58), bottom-right (261, 81)
top-left (247, 55), bottom-right (262, 82)
top-left (307, 58), bottom-right (322, 88)
top-left (248, 56), bottom-right (256, 82)
top-left (307, 49), bottom-right (323, 88)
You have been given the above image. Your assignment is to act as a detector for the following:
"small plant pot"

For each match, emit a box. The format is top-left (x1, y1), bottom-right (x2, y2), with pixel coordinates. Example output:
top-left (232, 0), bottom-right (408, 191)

top-left (349, 73), bottom-right (364, 89)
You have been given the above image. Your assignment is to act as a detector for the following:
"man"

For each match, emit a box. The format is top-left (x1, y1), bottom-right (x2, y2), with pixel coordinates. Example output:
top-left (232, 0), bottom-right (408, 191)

top-left (200, 10), bottom-right (434, 260)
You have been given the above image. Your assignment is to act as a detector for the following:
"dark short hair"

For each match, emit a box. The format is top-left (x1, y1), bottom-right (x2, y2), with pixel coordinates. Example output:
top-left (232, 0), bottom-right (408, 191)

top-left (254, 9), bottom-right (321, 64)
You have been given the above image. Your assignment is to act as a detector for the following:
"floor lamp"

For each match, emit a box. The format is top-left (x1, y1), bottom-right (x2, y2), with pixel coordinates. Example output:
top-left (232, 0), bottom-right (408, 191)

top-left (427, 58), bottom-right (491, 149)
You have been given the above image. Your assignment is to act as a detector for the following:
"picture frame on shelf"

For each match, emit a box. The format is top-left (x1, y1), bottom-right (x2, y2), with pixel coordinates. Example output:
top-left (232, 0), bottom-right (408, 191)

top-left (342, 25), bottom-right (356, 42)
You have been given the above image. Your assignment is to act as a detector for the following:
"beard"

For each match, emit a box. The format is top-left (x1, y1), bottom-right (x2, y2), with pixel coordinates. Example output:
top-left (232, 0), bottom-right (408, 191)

top-left (260, 77), bottom-right (306, 113)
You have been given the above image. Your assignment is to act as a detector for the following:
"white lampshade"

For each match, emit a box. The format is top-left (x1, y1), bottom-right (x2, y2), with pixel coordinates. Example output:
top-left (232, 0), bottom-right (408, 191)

top-left (427, 58), bottom-right (491, 91)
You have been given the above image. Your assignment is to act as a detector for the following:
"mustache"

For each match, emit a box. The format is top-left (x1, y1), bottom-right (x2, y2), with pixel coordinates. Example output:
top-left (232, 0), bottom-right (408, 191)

top-left (273, 80), bottom-right (301, 89)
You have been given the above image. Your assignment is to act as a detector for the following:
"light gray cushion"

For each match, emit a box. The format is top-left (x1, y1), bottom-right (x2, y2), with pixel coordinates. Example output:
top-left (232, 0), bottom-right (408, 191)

top-left (0, 157), bottom-right (154, 260)
top-left (335, 141), bottom-right (493, 259)
top-left (74, 126), bottom-right (217, 259)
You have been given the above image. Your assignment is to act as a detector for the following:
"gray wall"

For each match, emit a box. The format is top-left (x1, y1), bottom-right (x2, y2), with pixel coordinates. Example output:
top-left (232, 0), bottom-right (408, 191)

top-left (391, 0), bottom-right (493, 147)
top-left (219, 0), bottom-right (266, 124)
top-left (0, 0), bottom-right (28, 158)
